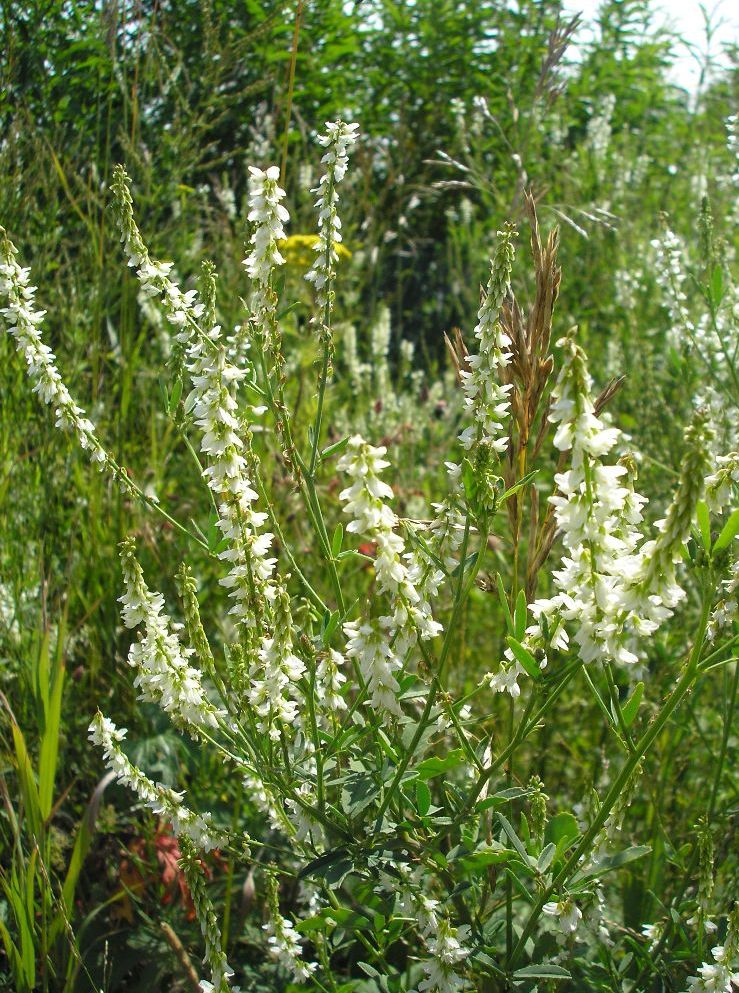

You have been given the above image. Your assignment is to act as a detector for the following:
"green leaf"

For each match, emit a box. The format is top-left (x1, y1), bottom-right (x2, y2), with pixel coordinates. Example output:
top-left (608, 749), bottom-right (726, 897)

top-left (546, 812), bottom-right (580, 848)
top-left (39, 643), bottom-right (65, 822)
top-left (320, 436), bottom-right (349, 460)
top-left (572, 845), bottom-right (652, 885)
top-left (709, 264), bottom-right (724, 309)
top-left (416, 749), bottom-right (465, 781)
top-left (476, 787), bottom-right (531, 811)
top-left (505, 637), bottom-right (541, 681)
top-left (714, 508), bottom-right (739, 553)
top-left (497, 812), bottom-right (531, 862)
top-left (500, 469), bottom-right (539, 503)
top-left (358, 962), bottom-right (380, 978)
top-left (457, 846), bottom-right (514, 871)
top-left (451, 551), bottom-right (477, 578)
top-left (415, 780), bottom-right (432, 816)
top-left (169, 376), bottom-right (183, 412)
top-left (461, 458), bottom-right (477, 505)
top-left (622, 681), bottom-right (644, 728)
top-left (10, 722), bottom-right (42, 841)
top-left (331, 523), bottom-right (344, 557)
top-left (514, 590), bottom-right (527, 641)
top-left (696, 500), bottom-right (711, 552)
top-left (299, 847), bottom-right (350, 881)
top-left (322, 611), bottom-right (341, 645)
top-left (537, 843), bottom-right (556, 873)
top-left (341, 770), bottom-right (381, 817)
top-left (513, 964), bottom-right (572, 981)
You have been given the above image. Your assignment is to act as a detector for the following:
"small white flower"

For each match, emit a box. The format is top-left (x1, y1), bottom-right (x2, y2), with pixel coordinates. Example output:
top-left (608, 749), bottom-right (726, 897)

top-left (338, 435), bottom-right (442, 713)
top-left (543, 898), bottom-right (582, 936)
top-left (305, 120), bottom-right (359, 316)
top-left (244, 165), bottom-right (288, 288)
top-left (88, 713), bottom-right (223, 851)
top-left (119, 539), bottom-right (218, 732)
top-left (263, 915), bottom-right (316, 982)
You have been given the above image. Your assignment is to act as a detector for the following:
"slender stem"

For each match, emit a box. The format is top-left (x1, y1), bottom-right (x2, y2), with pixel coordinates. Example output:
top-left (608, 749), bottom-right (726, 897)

top-left (254, 472), bottom-right (327, 614)
top-left (632, 654), bottom-right (738, 988)
top-left (309, 345), bottom-right (331, 477)
top-left (605, 663), bottom-right (636, 753)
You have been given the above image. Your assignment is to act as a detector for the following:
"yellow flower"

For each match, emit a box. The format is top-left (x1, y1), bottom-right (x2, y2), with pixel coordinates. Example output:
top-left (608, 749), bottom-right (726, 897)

top-left (278, 233), bottom-right (352, 269)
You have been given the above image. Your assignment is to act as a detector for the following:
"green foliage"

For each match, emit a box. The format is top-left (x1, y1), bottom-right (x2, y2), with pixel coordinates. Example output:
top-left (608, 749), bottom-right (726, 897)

top-left (0, 1), bottom-right (738, 990)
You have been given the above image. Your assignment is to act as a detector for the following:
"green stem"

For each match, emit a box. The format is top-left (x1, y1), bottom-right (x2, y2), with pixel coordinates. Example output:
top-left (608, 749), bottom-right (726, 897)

top-left (450, 660), bottom-right (583, 836)
top-left (632, 653), bottom-right (738, 987)
top-left (508, 593), bottom-right (712, 971)
top-left (373, 516), bottom-right (480, 828)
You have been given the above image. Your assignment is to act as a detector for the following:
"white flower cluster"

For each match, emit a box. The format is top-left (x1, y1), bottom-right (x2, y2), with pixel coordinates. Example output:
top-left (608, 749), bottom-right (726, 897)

top-left (371, 304), bottom-right (393, 400)
top-left (651, 227), bottom-right (693, 346)
top-left (537, 338), bottom-right (648, 667)
top-left (112, 166), bottom-right (205, 335)
top-left (339, 435), bottom-right (442, 713)
top-left (726, 115), bottom-right (739, 223)
top-left (248, 586), bottom-right (305, 741)
top-left (618, 412), bottom-right (713, 636)
top-left (243, 165), bottom-right (288, 333)
top-left (458, 226), bottom-right (515, 454)
top-left (705, 453), bottom-right (739, 513)
top-left (119, 539), bottom-right (218, 732)
top-left (112, 168), bottom-right (277, 631)
top-left (180, 837), bottom-right (239, 993)
top-left (707, 557), bottom-right (739, 643)
top-left (305, 120), bottom-right (359, 316)
top-left (185, 324), bottom-right (276, 631)
top-left (263, 915), bottom-right (316, 982)
top-left (683, 908), bottom-right (739, 993)
top-left (284, 779), bottom-right (323, 844)
top-left (501, 338), bottom-right (644, 679)
top-left (414, 895), bottom-right (470, 993)
top-left (264, 875), bottom-right (316, 982)
top-left (336, 308), bottom-right (435, 442)
top-left (427, 491), bottom-right (466, 572)
top-left (0, 231), bottom-right (128, 487)
top-left (315, 648), bottom-right (348, 722)
top-left (517, 344), bottom-right (711, 680)
top-left (88, 714), bottom-right (222, 851)
top-left (652, 223), bottom-right (739, 447)
top-left (343, 618), bottom-right (403, 715)
top-left (586, 93), bottom-right (616, 177)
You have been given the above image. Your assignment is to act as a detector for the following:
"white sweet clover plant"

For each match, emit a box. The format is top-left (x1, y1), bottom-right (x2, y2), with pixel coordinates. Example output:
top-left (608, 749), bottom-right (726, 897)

top-left (2, 117), bottom-right (739, 993)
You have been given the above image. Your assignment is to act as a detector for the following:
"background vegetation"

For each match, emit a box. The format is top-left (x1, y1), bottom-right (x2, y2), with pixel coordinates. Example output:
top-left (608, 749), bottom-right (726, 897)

top-left (0, 1), bottom-right (737, 990)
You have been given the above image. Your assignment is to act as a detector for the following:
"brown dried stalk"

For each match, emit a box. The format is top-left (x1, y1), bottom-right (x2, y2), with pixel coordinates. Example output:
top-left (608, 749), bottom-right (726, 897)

top-left (498, 192), bottom-right (560, 594)
top-left (160, 921), bottom-right (201, 992)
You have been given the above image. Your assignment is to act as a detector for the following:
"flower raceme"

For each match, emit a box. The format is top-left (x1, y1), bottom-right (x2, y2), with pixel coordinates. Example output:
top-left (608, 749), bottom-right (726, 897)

top-left (305, 120), bottom-right (359, 323)
top-left (458, 223), bottom-right (516, 456)
top-left (243, 164), bottom-right (289, 348)
top-left (112, 167), bottom-right (279, 642)
top-left (523, 339), bottom-right (711, 674)
top-left (88, 714), bottom-right (223, 852)
top-left (0, 228), bottom-right (134, 495)
top-left (119, 538), bottom-right (219, 733)
top-left (338, 435), bottom-right (442, 713)
top-left (244, 165), bottom-right (289, 287)
top-left (532, 335), bottom-right (648, 668)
